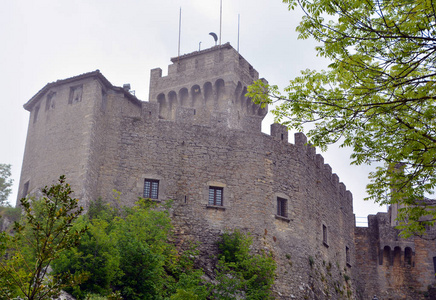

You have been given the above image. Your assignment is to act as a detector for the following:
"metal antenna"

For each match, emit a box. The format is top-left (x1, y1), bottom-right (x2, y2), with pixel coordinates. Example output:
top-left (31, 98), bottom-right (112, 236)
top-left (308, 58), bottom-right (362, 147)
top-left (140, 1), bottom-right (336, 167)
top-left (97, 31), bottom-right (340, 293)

top-left (237, 14), bottom-right (240, 52)
top-left (178, 7), bottom-right (182, 61)
top-left (219, 0), bottom-right (222, 45)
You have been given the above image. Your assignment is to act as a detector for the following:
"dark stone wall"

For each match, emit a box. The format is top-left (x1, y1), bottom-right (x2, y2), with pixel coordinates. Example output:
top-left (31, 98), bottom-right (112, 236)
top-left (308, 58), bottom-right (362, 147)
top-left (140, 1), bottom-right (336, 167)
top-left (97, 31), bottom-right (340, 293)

top-left (355, 211), bottom-right (436, 299)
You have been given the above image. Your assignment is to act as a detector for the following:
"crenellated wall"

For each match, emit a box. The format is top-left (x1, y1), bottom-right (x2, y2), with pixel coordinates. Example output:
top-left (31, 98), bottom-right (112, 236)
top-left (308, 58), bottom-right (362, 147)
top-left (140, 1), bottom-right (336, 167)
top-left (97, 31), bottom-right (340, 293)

top-left (355, 210), bottom-right (436, 299)
top-left (148, 43), bottom-right (267, 131)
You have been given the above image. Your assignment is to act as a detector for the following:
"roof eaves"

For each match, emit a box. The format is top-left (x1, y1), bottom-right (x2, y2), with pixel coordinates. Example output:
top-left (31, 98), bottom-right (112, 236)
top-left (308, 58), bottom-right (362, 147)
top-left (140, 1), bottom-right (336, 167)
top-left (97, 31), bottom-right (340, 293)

top-left (23, 70), bottom-right (142, 110)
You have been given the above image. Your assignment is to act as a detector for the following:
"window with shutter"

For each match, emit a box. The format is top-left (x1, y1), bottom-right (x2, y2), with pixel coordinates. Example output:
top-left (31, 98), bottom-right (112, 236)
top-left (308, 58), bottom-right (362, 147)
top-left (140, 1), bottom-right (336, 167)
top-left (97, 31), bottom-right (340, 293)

top-left (277, 197), bottom-right (288, 218)
top-left (208, 186), bottom-right (223, 206)
top-left (143, 179), bottom-right (159, 199)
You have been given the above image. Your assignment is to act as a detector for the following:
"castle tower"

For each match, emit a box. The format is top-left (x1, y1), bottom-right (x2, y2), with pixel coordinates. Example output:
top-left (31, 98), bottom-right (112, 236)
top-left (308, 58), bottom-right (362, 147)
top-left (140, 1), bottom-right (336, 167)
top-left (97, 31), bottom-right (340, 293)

top-left (17, 71), bottom-right (142, 206)
top-left (147, 43), bottom-right (268, 131)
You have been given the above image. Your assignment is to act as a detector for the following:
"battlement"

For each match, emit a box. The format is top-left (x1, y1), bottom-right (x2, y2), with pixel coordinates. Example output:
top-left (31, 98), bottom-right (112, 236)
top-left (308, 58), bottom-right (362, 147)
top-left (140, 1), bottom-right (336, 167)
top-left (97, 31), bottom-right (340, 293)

top-left (294, 132), bottom-right (354, 208)
top-left (148, 43), bottom-right (267, 131)
top-left (271, 124), bottom-right (353, 208)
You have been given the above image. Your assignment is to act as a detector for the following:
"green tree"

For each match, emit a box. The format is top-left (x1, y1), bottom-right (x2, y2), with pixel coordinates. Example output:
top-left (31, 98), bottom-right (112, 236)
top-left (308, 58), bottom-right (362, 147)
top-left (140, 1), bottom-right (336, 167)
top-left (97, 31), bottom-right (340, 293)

top-left (0, 163), bottom-right (13, 206)
top-left (53, 198), bottom-right (208, 300)
top-left (248, 0), bottom-right (436, 237)
top-left (0, 176), bottom-right (88, 299)
top-left (213, 230), bottom-right (276, 300)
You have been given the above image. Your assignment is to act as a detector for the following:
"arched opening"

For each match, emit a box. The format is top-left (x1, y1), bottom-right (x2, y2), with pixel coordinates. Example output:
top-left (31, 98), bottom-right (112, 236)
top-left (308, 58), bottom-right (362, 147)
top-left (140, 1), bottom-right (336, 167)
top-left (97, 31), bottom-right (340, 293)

top-left (157, 93), bottom-right (167, 119)
top-left (215, 79), bottom-right (225, 109)
top-left (246, 96), bottom-right (255, 115)
top-left (393, 246), bottom-right (401, 267)
top-left (405, 247), bottom-right (413, 266)
top-left (179, 88), bottom-right (189, 107)
top-left (383, 246), bottom-right (392, 266)
top-left (240, 86), bottom-right (248, 113)
top-left (168, 91), bottom-right (178, 119)
top-left (234, 82), bottom-right (242, 105)
top-left (203, 82), bottom-right (213, 109)
top-left (191, 85), bottom-right (202, 108)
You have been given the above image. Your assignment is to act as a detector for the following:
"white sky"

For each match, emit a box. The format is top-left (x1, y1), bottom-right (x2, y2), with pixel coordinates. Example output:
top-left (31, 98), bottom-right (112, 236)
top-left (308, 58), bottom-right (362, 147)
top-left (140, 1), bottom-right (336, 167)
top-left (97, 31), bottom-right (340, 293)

top-left (0, 0), bottom-right (385, 221)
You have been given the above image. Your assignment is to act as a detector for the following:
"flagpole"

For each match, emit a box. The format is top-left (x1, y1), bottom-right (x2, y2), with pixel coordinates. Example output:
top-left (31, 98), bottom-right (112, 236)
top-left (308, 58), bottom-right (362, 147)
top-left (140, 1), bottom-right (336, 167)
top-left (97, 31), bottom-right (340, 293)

top-left (178, 7), bottom-right (182, 61)
top-left (237, 14), bottom-right (240, 52)
top-left (219, 0), bottom-right (222, 46)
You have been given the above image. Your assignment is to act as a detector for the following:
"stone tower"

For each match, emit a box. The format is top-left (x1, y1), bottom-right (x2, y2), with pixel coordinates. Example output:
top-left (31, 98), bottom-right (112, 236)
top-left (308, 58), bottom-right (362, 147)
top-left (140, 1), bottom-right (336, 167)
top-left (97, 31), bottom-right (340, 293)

top-left (17, 71), bottom-right (142, 205)
top-left (148, 43), bottom-right (267, 130)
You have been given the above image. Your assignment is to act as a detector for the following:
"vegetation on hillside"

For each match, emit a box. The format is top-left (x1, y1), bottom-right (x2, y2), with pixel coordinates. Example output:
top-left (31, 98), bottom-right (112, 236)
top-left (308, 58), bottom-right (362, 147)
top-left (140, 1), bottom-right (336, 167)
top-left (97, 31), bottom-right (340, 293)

top-left (0, 179), bottom-right (276, 299)
top-left (0, 163), bottom-right (13, 206)
top-left (0, 176), bottom-right (88, 299)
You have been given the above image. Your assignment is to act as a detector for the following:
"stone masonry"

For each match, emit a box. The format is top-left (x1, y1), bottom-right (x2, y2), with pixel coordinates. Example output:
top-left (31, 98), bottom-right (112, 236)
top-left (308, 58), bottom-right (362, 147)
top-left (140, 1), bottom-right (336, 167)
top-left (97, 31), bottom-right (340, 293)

top-left (17, 43), bottom-right (436, 299)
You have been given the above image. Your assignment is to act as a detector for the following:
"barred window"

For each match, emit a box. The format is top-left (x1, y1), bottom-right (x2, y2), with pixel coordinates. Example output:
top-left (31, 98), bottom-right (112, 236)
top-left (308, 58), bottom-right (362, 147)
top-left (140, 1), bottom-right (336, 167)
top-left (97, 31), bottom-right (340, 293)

top-left (209, 186), bottom-right (223, 206)
top-left (405, 247), bottom-right (413, 266)
top-left (277, 197), bottom-right (288, 218)
top-left (143, 179), bottom-right (159, 199)
top-left (323, 224), bottom-right (328, 246)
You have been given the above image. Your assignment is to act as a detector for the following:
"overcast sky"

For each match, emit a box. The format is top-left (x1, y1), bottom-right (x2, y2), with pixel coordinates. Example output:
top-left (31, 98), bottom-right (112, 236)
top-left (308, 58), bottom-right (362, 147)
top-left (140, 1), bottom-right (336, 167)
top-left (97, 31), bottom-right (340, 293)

top-left (0, 0), bottom-right (385, 222)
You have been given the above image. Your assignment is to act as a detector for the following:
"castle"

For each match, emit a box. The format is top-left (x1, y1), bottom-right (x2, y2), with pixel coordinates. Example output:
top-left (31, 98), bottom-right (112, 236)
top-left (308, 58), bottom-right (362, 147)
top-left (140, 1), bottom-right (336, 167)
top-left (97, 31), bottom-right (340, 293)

top-left (17, 43), bottom-right (436, 299)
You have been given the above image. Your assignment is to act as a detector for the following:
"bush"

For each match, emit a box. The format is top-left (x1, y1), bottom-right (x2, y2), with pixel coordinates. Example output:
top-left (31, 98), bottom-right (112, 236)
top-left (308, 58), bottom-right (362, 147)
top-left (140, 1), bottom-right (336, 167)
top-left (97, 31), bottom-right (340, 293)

top-left (214, 230), bottom-right (276, 300)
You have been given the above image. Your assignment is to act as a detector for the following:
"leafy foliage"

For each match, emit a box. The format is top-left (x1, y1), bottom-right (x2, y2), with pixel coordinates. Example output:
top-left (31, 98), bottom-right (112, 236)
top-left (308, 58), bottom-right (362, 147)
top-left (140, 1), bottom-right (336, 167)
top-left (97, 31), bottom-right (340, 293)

top-left (213, 230), bottom-right (276, 300)
top-left (52, 197), bottom-right (208, 300)
top-left (248, 0), bottom-right (436, 237)
top-left (0, 163), bottom-right (13, 206)
top-left (1, 183), bottom-right (277, 299)
top-left (0, 176), bottom-right (88, 299)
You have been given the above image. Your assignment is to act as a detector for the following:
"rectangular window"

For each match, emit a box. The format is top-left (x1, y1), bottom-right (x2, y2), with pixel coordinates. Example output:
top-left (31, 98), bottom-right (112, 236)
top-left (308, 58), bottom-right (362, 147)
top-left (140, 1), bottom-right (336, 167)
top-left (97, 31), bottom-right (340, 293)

top-left (143, 179), bottom-right (159, 199)
top-left (69, 85), bottom-right (83, 104)
top-left (346, 246), bottom-right (350, 266)
top-left (209, 186), bottom-right (223, 206)
top-left (277, 197), bottom-right (288, 218)
top-left (46, 91), bottom-right (56, 111)
top-left (323, 224), bottom-right (328, 246)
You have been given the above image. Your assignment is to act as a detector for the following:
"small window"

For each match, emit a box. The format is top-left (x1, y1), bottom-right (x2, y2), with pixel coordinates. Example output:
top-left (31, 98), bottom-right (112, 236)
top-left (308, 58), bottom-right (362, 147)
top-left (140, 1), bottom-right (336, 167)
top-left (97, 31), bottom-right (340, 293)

top-left (277, 197), bottom-right (288, 218)
top-left (346, 246), bottom-right (351, 266)
top-left (143, 179), bottom-right (159, 199)
top-left (69, 85), bottom-right (83, 104)
top-left (405, 247), bottom-right (413, 266)
top-left (209, 186), bottom-right (223, 206)
top-left (323, 224), bottom-right (328, 246)
top-left (46, 91), bottom-right (56, 111)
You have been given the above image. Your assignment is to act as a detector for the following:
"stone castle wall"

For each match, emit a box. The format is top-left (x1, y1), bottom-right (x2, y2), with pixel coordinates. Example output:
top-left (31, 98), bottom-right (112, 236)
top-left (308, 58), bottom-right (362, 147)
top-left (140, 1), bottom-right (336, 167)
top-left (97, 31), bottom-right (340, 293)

top-left (95, 114), bottom-right (356, 298)
top-left (355, 211), bottom-right (436, 299)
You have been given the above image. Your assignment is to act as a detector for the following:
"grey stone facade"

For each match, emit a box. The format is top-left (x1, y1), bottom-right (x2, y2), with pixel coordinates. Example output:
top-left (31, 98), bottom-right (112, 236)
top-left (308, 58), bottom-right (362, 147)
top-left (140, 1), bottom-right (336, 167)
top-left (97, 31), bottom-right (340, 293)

top-left (17, 44), bottom-right (436, 299)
